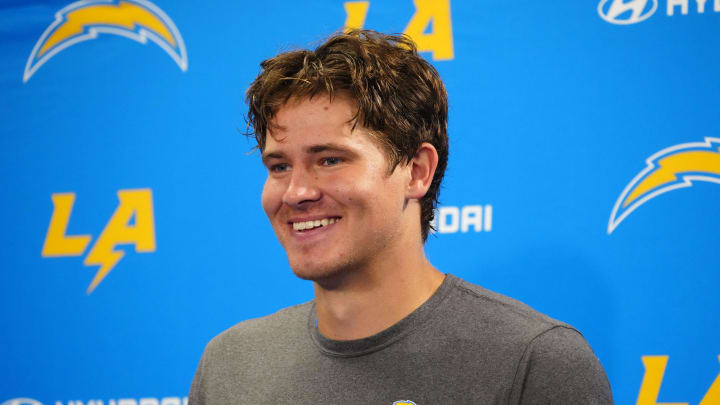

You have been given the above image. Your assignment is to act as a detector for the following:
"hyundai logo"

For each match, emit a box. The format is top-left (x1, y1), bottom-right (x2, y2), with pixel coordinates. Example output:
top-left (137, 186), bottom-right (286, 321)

top-left (598, 0), bottom-right (657, 24)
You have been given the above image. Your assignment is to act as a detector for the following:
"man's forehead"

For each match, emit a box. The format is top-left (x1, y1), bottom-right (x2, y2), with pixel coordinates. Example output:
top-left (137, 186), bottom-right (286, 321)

top-left (266, 105), bottom-right (358, 146)
top-left (263, 127), bottom-right (357, 152)
top-left (271, 93), bottom-right (357, 123)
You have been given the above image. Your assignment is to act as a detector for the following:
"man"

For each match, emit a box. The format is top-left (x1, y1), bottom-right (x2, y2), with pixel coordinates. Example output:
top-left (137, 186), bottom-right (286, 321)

top-left (189, 30), bottom-right (613, 404)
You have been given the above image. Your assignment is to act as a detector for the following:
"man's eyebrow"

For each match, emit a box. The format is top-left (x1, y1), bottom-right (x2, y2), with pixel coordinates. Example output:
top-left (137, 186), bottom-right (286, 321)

top-left (261, 151), bottom-right (285, 164)
top-left (306, 143), bottom-right (354, 154)
top-left (262, 143), bottom-right (356, 164)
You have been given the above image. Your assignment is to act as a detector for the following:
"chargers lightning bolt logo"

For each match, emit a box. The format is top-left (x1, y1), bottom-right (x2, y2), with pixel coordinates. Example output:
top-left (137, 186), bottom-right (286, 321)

top-left (608, 138), bottom-right (720, 234)
top-left (23, 0), bottom-right (188, 83)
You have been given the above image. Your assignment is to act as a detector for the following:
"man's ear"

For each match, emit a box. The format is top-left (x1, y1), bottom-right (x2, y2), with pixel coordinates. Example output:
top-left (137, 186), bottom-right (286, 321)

top-left (407, 142), bottom-right (439, 200)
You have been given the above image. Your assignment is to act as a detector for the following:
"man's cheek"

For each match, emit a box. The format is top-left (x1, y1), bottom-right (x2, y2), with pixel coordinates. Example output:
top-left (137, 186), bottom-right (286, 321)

top-left (261, 181), bottom-right (281, 216)
top-left (328, 176), bottom-right (369, 199)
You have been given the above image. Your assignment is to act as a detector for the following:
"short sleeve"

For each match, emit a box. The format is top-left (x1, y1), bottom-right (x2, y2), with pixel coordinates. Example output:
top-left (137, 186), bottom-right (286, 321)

top-left (510, 326), bottom-right (613, 405)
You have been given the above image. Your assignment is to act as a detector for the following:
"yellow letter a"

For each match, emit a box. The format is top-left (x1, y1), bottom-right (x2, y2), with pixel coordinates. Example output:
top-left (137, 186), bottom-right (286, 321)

top-left (636, 356), bottom-right (688, 405)
top-left (404, 0), bottom-right (454, 60)
top-left (42, 193), bottom-right (91, 257)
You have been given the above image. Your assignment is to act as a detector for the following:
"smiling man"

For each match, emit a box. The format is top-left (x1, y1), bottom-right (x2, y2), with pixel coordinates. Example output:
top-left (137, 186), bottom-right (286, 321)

top-left (189, 30), bottom-right (613, 404)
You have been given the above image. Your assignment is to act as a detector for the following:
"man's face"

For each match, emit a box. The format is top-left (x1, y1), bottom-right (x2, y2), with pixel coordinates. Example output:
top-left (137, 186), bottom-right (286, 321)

top-left (261, 94), bottom-right (410, 281)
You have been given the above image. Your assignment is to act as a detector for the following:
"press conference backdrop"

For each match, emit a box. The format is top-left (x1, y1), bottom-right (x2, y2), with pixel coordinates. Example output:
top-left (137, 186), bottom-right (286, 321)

top-left (1, 0), bottom-right (719, 404)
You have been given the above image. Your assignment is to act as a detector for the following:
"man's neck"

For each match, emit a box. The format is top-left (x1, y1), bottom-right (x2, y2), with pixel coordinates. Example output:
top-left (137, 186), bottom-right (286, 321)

top-left (312, 243), bottom-right (445, 341)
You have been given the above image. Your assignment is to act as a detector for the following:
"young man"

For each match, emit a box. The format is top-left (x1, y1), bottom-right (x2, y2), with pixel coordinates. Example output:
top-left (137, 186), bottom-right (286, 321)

top-left (189, 30), bottom-right (613, 404)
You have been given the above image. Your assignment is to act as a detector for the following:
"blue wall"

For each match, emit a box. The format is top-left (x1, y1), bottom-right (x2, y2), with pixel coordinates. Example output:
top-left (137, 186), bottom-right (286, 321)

top-left (1, 1), bottom-right (719, 404)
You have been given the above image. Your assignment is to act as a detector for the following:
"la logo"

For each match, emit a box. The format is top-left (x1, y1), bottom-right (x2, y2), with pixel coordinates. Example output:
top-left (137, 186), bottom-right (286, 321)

top-left (344, 0), bottom-right (454, 60)
top-left (42, 188), bottom-right (156, 294)
top-left (637, 355), bottom-right (720, 405)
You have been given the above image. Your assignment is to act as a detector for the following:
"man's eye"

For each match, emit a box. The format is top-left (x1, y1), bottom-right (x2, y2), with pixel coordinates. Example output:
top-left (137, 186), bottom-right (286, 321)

top-left (270, 163), bottom-right (290, 173)
top-left (321, 157), bottom-right (342, 166)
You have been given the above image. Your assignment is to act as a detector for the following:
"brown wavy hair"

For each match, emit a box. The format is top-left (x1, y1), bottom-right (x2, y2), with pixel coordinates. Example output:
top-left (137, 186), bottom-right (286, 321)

top-left (246, 29), bottom-right (449, 241)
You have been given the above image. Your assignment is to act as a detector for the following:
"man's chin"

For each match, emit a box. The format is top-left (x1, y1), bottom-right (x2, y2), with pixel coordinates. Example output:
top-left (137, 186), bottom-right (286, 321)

top-left (290, 264), bottom-right (339, 282)
top-left (288, 258), bottom-right (355, 285)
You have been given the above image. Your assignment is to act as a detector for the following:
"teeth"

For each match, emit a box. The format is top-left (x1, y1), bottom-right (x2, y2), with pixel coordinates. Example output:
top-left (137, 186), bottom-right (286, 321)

top-left (292, 217), bottom-right (340, 231)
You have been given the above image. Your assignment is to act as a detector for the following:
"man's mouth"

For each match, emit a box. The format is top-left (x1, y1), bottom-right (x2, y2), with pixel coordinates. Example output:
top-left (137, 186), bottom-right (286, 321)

top-left (291, 217), bottom-right (342, 232)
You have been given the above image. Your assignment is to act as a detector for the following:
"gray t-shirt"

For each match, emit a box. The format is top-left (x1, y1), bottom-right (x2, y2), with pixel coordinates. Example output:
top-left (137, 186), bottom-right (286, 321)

top-left (189, 274), bottom-right (613, 404)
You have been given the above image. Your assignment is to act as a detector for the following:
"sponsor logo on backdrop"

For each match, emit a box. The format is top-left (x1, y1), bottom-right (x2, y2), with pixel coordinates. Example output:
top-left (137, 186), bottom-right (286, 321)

top-left (344, 0), bottom-right (454, 60)
top-left (23, 0), bottom-right (188, 83)
top-left (41, 188), bottom-right (156, 294)
top-left (636, 355), bottom-right (719, 405)
top-left (608, 138), bottom-right (720, 234)
top-left (598, 0), bottom-right (658, 24)
top-left (431, 205), bottom-right (493, 234)
top-left (1, 399), bottom-right (42, 405)
top-left (2, 397), bottom-right (187, 405)
top-left (598, 0), bottom-right (720, 24)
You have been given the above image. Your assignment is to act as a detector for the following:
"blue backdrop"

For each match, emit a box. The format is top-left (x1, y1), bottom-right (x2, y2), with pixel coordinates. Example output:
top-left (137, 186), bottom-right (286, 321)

top-left (1, 1), bottom-right (719, 404)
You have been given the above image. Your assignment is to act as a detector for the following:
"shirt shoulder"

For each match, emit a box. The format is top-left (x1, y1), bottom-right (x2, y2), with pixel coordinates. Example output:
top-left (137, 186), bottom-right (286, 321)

top-left (446, 276), bottom-right (571, 342)
top-left (437, 276), bottom-right (612, 403)
top-left (205, 300), bottom-right (313, 358)
top-left (189, 301), bottom-right (314, 404)
top-left (510, 326), bottom-right (614, 404)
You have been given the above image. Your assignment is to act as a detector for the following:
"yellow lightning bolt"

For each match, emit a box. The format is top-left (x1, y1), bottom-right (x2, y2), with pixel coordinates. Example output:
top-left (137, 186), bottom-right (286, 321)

top-left (38, 1), bottom-right (176, 58)
top-left (84, 241), bottom-right (125, 294)
top-left (623, 146), bottom-right (720, 208)
top-left (83, 189), bottom-right (156, 294)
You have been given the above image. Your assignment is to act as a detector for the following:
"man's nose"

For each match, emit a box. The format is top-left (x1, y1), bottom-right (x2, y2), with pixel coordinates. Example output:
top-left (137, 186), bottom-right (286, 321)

top-left (282, 168), bottom-right (321, 208)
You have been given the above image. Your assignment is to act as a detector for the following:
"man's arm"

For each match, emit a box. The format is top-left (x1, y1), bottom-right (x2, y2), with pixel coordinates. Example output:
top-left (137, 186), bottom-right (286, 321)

top-left (510, 326), bottom-right (613, 405)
